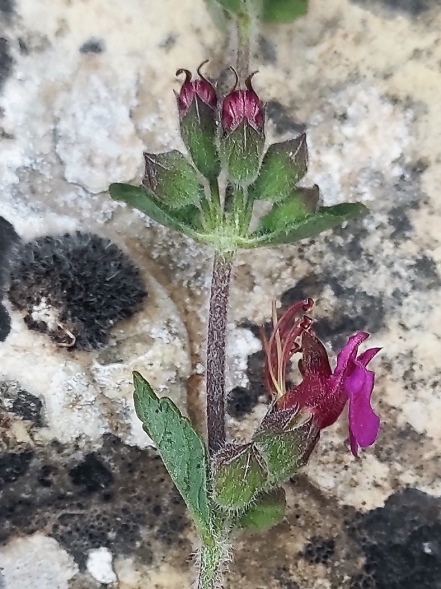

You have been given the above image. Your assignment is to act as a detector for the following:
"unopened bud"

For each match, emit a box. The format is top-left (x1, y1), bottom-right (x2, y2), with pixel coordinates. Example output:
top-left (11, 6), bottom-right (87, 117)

top-left (220, 72), bottom-right (265, 186)
top-left (175, 63), bottom-right (220, 180)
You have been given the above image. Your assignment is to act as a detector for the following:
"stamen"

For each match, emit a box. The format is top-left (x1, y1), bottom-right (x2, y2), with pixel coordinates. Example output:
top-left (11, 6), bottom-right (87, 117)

top-left (175, 68), bottom-right (192, 83)
top-left (262, 299), bottom-right (315, 401)
top-left (227, 66), bottom-right (239, 91)
top-left (196, 59), bottom-right (210, 80)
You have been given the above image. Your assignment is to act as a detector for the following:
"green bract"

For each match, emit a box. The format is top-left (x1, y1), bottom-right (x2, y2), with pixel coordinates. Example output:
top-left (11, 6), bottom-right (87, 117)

top-left (109, 183), bottom-right (201, 238)
top-left (251, 202), bottom-right (368, 247)
top-left (109, 64), bottom-right (368, 255)
top-left (110, 181), bottom-right (367, 254)
top-left (250, 135), bottom-right (308, 202)
top-left (253, 407), bottom-right (319, 488)
top-left (212, 443), bottom-right (268, 510)
top-left (237, 488), bottom-right (286, 532)
top-left (143, 150), bottom-right (203, 209)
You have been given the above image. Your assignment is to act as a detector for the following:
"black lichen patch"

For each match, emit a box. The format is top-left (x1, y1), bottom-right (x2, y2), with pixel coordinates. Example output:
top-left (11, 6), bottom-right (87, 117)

top-left (226, 349), bottom-right (268, 419)
top-left (300, 535), bottom-right (336, 565)
top-left (0, 304), bottom-right (10, 342)
top-left (0, 217), bottom-right (20, 342)
top-left (0, 449), bottom-right (34, 488)
top-left (0, 380), bottom-right (44, 428)
top-left (350, 0), bottom-right (435, 16)
top-left (79, 38), bottom-right (105, 54)
top-left (0, 215), bottom-right (20, 269)
top-left (0, 37), bottom-right (13, 91)
top-left (266, 100), bottom-right (306, 136)
top-left (69, 453), bottom-right (113, 493)
top-left (348, 487), bottom-right (441, 589)
top-left (8, 232), bottom-right (147, 350)
top-left (227, 386), bottom-right (259, 419)
top-left (0, 435), bottom-right (190, 570)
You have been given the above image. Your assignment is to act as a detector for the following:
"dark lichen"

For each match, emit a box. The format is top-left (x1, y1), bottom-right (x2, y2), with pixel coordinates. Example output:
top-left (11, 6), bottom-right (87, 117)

top-left (8, 232), bottom-right (147, 350)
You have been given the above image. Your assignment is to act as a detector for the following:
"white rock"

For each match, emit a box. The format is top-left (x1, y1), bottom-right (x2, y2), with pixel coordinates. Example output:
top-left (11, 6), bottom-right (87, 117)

top-left (86, 547), bottom-right (116, 585)
top-left (0, 534), bottom-right (78, 589)
top-left (54, 70), bottom-right (143, 194)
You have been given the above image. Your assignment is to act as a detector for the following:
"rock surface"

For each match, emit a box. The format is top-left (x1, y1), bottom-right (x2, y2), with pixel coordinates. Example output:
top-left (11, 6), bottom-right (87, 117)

top-left (1, 0), bottom-right (441, 587)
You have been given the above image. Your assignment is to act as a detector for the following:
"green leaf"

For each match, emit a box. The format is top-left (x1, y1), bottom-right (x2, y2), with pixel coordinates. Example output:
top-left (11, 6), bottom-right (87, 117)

top-left (133, 371), bottom-right (212, 536)
top-left (251, 202), bottom-right (368, 247)
top-left (262, 0), bottom-right (308, 23)
top-left (109, 183), bottom-right (199, 238)
top-left (237, 488), bottom-right (286, 532)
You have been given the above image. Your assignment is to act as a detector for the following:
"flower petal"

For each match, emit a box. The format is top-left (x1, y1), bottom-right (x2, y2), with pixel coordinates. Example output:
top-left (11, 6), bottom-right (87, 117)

top-left (357, 347), bottom-right (381, 367)
top-left (346, 364), bottom-right (380, 451)
top-left (334, 331), bottom-right (369, 377)
top-left (301, 331), bottom-right (332, 377)
top-left (348, 429), bottom-right (360, 458)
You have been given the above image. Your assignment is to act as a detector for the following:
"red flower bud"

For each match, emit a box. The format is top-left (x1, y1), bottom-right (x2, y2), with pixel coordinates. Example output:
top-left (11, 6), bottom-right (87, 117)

top-left (175, 61), bottom-right (217, 118)
top-left (221, 72), bottom-right (264, 134)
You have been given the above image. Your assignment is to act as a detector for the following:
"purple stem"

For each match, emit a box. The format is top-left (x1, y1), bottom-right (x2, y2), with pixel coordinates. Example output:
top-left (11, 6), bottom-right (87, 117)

top-left (206, 253), bottom-right (233, 453)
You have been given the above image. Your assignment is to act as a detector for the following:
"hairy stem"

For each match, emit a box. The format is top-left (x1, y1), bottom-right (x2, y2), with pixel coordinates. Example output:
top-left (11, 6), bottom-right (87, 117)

top-left (235, 14), bottom-right (251, 81)
top-left (206, 252), bottom-right (233, 454)
top-left (197, 539), bottom-right (227, 589)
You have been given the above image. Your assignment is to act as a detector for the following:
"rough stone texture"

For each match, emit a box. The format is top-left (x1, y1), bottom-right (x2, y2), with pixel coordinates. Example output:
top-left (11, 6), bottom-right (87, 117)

top-left (1, 0), bottom-right (441, 587)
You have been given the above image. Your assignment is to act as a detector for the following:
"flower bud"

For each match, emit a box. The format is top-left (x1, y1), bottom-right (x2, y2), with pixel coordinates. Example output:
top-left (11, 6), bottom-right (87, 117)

top-left (212, 442), bottom-right (268, 510)
top-left (175, 62), bottom-right (220, 180)
top-left (252, 406), bottom-right (320, 487)
top-left (250, 134), bottom-right (308, 202)
top-left (142, 150), bottom-right (202, 209)
top-left (220, 72), bottom-right (265, 186)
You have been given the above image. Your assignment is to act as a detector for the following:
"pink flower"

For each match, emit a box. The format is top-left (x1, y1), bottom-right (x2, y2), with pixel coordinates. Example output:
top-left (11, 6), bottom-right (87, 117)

top-left (221, 73), bottom-right (264, 134)
top-left (263, 300), bottom-right (381, 457)
top-left (175, 61), bottom-right (217, 118)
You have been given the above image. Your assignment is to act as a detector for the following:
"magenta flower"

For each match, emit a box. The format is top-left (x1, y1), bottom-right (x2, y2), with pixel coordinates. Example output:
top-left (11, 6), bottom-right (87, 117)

top-left (175, 61), bottom-right (217, 118)
top-left (263, 300), bottom-right (381, 456)
top-left (221, 73), bottom-right (264, 134)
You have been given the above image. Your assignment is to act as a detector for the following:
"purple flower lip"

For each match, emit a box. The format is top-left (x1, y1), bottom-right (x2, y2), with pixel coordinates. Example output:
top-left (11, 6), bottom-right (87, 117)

top-left (264, 301), bottom-right (381, 457)
top-left (175, 60), bottom-right (217, 117)
top-left (221, 71), bottom-right (264, 134)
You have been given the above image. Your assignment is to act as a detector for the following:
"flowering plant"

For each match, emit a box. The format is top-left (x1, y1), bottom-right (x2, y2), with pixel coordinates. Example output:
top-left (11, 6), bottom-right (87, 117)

top-left (107, 2), bottom-right (381, 587)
